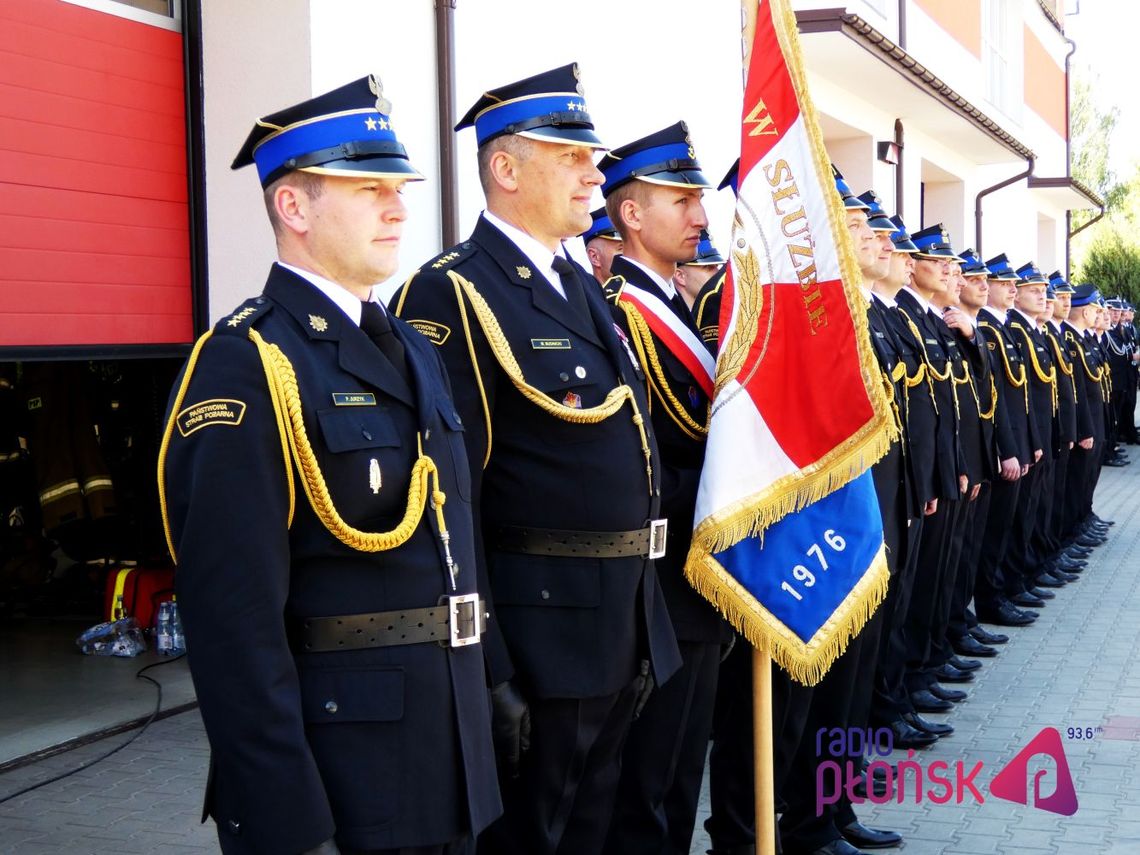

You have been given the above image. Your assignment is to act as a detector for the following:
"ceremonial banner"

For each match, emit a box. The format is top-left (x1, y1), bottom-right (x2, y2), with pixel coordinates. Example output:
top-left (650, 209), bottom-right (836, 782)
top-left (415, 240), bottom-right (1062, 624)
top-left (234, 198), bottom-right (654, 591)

top-left (684, 0), bottom-right (896, 685)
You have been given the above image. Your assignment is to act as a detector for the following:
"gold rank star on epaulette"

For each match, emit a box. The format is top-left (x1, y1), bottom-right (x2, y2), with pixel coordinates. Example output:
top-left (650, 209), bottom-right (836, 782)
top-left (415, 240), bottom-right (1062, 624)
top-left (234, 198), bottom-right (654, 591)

top-left (432, 251), bottom-right (460, 270)
top-left (215, 297), bottom-right (272, 336)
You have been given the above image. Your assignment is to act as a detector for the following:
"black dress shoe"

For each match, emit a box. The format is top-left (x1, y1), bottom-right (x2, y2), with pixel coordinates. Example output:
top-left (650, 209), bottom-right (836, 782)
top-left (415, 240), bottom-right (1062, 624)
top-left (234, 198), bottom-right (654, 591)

top-left (909, 689), bottom-right (953, 713)
top-left (903, 711), bottom-right (954, 736)
top-left (1104, 456), bottom-right (1128, 467)
top-left (1066, 545), bottom-right (1093, 558)
top-left (888, 717), bottom-right (939, 747)
top-left (1076, 534), bottom-right (1106, 547)
top-left (953, 635), bottom-right (998, 657)
top-left (1028, 586), bottom-right (1056, 599)
top-left (934, 664), bottom-right (975, 683)
top-left (971, 625), bottom-right (1009, 644)
top-left (1056, 556), bottom-right (1087, 571)
top-left (1034, 574), bottom-right (1065, 588)
top-left (1049, 568), bottom-right (1079, 582)
top-left (1012, 591), bottom-right (1046, 607)
top-left (1093, 514), bottom-right (1114, 526)
top-left (929, 683), bottom-right (968, 701)
top-left (977, 602), bottom-right (1036, 626)
top-left (808, 839), bottom-right (871, 855)
top-left (949, 655), bottom-right (982, 672)
top-left (840, 820), bottom-right (902, 850)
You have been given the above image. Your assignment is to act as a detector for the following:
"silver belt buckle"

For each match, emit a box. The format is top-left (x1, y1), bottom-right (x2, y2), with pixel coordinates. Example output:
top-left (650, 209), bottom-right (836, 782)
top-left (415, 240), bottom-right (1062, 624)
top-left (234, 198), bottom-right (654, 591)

top-left (648, 519), bottom-right (668, 560)
top-left (448, 593), bottom-right (483, 647)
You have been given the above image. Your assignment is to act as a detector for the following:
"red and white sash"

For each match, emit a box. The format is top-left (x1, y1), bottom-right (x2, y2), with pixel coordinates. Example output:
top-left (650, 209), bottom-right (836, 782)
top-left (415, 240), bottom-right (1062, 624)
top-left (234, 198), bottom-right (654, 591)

top-left (618, 282), bottom-right (716, 398)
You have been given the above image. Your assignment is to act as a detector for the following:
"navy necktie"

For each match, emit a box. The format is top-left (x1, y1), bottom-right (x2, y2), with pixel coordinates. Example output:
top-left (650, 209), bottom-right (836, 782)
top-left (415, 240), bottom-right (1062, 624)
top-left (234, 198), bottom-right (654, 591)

top-left (360, 301), bottom-right (409, 383)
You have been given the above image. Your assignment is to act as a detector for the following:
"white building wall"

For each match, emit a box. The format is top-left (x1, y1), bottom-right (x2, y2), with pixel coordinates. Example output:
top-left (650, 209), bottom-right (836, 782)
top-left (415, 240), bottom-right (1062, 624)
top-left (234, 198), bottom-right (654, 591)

top-left (200, 0), bottom-right (310, 321)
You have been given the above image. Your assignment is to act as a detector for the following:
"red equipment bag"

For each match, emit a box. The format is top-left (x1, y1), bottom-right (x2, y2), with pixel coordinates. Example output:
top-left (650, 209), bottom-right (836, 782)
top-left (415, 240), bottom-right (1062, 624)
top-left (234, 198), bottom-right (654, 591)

top-left (104, 564), bottom-right (175, 630)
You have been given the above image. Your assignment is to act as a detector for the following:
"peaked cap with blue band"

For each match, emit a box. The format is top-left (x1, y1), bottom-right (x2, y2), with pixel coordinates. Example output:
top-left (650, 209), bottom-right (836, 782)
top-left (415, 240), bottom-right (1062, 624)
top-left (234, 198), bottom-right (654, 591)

top-left (911, 224), bottom-right (962, 261)
top-left (581, 207), bottom-right (620, 243)
top-left (957, 249), bottom-right (992, 277)
top-left (1071, 284), bottom-right (1101, 307)
top-left (719, 158), bottom-right (740, 196)
top-left (887, 215), bottom-right (918, 252)
top-left (984, 253), bottom-right (1020, 280)
top-left (1046, 284), bottom-right (1057, 299)
top-left (1106, 296), bottom-right (1126, 309)
top-left (683, 230), bottom-right (727, 267)
top-left (455, 63), bottom-right (605, 149)
top-left (598, 121), bottom-right (713, 197)
top-left (833, 165), bottom-right (870, 210)
top-left (231, 75), bottom-right (422, 188)
top-left (856, 190), bottom-right (895, 231)
top-left (1048, 270), bottom-right (1074, 294)
top-left (1015, 261), bottom-right (1048, 285)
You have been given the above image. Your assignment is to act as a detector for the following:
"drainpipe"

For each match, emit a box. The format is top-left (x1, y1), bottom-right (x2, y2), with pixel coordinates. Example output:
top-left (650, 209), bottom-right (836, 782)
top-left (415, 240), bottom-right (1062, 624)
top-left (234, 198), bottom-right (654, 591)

top-left (975, 155), bottom-right (1035, 257)
top-left (894, 119), bottom-right (904, 219)
top-left (1063, 33), bottom-right (1077, 277)
top-left (897, 0), bottom-right (907, 50)
top-left (434, 0), bottom-right (459, 248)
top-left (1069, 204), bottom-right (1105, 238)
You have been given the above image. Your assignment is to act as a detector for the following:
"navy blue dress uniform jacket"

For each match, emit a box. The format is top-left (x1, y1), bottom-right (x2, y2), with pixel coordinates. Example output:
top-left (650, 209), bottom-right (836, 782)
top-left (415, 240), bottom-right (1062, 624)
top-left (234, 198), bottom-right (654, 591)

top-left (1006, 312), bottom-right (1059, 458)
top-left (391, 216), bottom-right (681, 699)
top-left (605, 256), bottom-right (729, 644)
top-left (978, 312), bottom-right (1034, 466)
top-left (1043, 323), bottom-right (1079, 445)
top-left (1063, 322), bottom-right (1104, 443)
top-left (895, 290), bottom-right (963, 501)
top-left (692, 265), bottom-right (726, 350)
top-left (161, 265), bottom-right (500, 854)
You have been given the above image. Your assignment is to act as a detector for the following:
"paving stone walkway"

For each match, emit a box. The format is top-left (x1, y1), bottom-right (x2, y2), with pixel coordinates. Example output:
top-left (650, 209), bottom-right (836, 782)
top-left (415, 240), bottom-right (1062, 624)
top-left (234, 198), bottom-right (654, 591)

top-left (1, 465), bottom-right (1137, 854)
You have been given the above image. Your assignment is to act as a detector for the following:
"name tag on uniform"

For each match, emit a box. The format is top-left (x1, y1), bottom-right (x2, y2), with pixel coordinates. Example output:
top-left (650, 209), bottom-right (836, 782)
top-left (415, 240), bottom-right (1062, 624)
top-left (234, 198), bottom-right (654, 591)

top-left (531, 338), bottom-right (571, 350)
top-left (332, 392), bottom-right (377, 407)
top-left (926, 338), bottom-right (938, 345)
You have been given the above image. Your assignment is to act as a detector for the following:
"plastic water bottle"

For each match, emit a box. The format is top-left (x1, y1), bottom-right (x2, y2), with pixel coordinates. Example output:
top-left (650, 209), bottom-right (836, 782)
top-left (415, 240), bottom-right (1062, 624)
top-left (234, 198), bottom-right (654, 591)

top-left (169, 598), bottom-right (186, 655)
top-left (155, 601), bottom-right (173, 656)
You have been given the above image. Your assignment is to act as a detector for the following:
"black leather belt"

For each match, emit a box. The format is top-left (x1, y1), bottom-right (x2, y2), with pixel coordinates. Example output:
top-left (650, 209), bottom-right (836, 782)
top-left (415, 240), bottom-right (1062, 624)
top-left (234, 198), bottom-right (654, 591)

top-left (493, 520), bottom-right (668, 560)
top-left (294, 595), bottom-right (485, 652)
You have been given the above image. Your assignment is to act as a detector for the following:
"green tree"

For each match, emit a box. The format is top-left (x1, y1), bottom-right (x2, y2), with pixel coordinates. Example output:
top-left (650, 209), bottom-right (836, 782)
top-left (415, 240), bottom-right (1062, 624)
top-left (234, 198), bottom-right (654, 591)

top-left (1070, 72), bottom-right (1126, 228)
top-left (1074, 229), bottom-right (1140, 305)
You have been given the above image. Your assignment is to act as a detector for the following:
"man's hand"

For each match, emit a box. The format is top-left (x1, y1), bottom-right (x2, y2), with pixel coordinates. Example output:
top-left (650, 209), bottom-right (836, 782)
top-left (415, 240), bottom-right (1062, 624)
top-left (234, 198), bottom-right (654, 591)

top-left (1034, 449), bottom-right (1043, 463)
top-left (970, 483), bottom-right (981, 501)
top-left (489, 681), bottom-right (531, 779)
top-left (1021, 464), bottom-right (1030, 477)
top-left (959, 474), bottom-right (969, 494)
top-left (924, 498), bottom-right (938, 516)
top-left (633, 659), bottom-right (655, 720)
top-left (999, 457), bottom-right (1021, 481)
top-left (1079, 436), bottom-right (1094, 450)
top-left (942, 306), bottom-right (975, 339)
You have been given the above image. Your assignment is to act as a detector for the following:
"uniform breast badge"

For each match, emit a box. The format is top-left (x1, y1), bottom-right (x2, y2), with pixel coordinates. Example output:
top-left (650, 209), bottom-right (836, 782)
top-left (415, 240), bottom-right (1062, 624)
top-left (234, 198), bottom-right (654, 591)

top-left (562, 391), bottom-right (582, 409)
top-left (309, 314), bottom-right (329, 332)
top-left (369, 458), bottom-right (382, 494)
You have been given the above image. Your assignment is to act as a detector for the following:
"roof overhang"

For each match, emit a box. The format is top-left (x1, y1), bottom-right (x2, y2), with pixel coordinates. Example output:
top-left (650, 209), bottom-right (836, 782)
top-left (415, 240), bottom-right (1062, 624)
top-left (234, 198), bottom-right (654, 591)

top-left (1027, 176), bottom-right (1104, 211)
top-left (796, 9), bottom-right (1036, 165)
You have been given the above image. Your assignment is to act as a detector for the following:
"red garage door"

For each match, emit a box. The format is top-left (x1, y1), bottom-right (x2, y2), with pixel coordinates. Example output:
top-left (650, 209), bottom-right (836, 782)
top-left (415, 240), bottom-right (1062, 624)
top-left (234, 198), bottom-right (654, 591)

top-left (0, 0), bottom-right (192, 348)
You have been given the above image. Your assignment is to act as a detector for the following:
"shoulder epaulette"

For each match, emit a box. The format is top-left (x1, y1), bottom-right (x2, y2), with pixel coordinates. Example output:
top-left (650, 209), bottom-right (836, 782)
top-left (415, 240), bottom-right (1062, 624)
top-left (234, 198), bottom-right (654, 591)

top-left (602, 274), bottom-right (625, 305)
top-left (423, 242), bottom-right (477, 273)
top-left (213, 297), bottom-right (273, 336)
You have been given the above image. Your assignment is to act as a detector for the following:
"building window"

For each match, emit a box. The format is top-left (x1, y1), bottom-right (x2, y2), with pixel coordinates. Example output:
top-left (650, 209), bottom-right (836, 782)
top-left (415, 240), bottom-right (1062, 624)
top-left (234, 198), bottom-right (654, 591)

top-left (982, 0), bottom-right (1023, 121)
top-left (60, 0), bottom-right (181, 31)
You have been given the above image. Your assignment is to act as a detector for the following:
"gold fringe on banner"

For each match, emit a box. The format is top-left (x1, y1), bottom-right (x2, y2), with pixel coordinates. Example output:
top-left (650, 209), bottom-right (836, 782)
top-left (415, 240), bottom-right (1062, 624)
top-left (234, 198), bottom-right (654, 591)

top-left (685, 541), bottom-right (891, 686)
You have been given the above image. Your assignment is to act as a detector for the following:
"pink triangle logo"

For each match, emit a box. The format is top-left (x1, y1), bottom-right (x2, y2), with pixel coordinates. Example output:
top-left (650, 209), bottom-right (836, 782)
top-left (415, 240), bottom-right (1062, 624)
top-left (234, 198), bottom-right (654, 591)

top-left (989, 727), bottom-right (1078, 815)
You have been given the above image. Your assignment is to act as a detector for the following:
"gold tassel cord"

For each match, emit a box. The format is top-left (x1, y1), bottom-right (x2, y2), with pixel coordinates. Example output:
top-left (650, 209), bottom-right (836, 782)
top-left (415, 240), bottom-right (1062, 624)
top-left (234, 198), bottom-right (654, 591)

top-left (618, 301), bottom-right (709, 440)
top-left (157, 329), bottom-right (297, 564)
top-left (445, 269), bottom-right (655, 495)
top-left (1013, 328), bottom-right (1058, 414)
top-left (979, 321), bottom-right (1030, 414)
top-left (451, 278), bottom-right (495, 469)
top-left (248, 330), bottom-right (448, 553)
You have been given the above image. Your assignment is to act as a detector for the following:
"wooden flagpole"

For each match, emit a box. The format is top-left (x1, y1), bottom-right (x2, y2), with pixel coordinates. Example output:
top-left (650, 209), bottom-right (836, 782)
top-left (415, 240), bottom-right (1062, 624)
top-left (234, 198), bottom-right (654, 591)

top-left (753, 648), bottom-right (776, 855)
top-left (740, 4), bottom-right (776, 855)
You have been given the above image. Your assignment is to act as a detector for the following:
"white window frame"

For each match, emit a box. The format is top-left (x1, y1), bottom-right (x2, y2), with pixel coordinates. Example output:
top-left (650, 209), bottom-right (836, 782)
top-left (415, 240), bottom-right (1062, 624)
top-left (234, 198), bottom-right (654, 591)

top-left (59, 0), bottom-right (182, 33)
top-left (982, 0), bottom-right (1023, 123)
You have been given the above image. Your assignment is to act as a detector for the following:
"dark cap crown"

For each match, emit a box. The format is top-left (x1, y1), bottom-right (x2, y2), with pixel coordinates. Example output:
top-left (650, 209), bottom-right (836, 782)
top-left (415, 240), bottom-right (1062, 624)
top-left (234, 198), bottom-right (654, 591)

top-left (455, 63), bottom-right (604, 149)
top-left (599, 121), bottom-right (712, 197)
